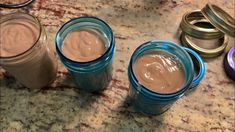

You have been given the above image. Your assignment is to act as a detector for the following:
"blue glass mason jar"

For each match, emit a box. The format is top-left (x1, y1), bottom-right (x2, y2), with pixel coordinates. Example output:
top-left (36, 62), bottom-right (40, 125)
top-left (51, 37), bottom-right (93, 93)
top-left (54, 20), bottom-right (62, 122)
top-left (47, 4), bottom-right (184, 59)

top-left (55, 16), bottom-right (115, 92)
top-left (128, 40), bottom-right (205, 115)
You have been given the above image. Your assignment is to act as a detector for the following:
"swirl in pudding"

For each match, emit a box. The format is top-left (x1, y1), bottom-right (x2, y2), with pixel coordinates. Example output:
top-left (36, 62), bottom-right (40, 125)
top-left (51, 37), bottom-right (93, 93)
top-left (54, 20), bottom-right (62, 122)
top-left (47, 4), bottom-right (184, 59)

top-left (0, 19), bottom-right (39, 57)
top-left (62, 29), bottom-right (106, 62)
top-left (133, 51), bottom-right (185, 93)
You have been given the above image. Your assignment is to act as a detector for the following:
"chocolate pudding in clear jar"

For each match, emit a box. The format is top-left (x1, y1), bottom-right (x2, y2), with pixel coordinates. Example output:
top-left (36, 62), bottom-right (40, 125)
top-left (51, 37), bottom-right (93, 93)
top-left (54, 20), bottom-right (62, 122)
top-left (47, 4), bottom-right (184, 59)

top-left (0, 13), bottom-right (58, 89)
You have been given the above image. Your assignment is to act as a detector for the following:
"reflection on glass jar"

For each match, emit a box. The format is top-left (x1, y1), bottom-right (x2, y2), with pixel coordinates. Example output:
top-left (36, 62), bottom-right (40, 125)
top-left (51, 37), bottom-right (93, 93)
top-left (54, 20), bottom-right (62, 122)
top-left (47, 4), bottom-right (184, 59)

top-left (0, 13), bottom-right (58, 89)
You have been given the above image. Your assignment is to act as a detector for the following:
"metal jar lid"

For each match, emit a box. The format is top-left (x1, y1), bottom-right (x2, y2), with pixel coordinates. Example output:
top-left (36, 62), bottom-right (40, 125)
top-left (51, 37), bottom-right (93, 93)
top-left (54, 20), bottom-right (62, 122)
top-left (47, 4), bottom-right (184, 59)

top-left (180, 32), bottom-right (229, 58)
top-left (201, 4), bottom-right (235, 38)
top-left (180, 10), bottom-right (224, 39)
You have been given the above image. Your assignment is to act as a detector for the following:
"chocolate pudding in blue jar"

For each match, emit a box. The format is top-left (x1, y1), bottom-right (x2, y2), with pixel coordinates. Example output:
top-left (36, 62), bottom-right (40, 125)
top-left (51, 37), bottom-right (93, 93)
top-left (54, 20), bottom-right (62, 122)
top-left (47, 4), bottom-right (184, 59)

top-left (128, 40), bottom-right (204, 115)
top-left (56, 16), bottom-right (115, 92)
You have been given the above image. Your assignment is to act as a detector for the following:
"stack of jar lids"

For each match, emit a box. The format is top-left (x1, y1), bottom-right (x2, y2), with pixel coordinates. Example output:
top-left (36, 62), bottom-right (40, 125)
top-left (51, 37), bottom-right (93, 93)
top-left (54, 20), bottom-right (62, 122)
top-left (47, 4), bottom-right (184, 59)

top-left (180, 3), bottom-right (235, 58)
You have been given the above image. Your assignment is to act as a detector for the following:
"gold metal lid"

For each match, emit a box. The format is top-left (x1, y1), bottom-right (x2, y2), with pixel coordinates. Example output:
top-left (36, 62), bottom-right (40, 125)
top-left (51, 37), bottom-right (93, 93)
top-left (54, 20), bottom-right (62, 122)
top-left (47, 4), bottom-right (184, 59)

top-left (201, 4), bottom-right (235, 38)
top-left (180, 33), bottom-right (229, 58)
top-left (180, 10), bottom-right (224, 39)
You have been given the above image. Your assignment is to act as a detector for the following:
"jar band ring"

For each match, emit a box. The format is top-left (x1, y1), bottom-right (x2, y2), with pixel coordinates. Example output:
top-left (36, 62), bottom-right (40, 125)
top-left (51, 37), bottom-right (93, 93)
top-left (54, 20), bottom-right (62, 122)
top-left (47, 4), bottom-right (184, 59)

top-left (202, 4), bottom-right (235, 37)
top-left (180, 10), bottom-right (224, 39)
top-left (0, 0), bottom-right (35, 9)
top-left (181, 33), bottom-right (229, 58)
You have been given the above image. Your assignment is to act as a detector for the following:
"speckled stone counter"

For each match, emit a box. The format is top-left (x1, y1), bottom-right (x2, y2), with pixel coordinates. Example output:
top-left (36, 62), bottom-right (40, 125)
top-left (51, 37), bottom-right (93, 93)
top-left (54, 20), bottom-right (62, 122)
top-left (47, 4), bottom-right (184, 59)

top-left (0, 0), bottom-right (234, 131)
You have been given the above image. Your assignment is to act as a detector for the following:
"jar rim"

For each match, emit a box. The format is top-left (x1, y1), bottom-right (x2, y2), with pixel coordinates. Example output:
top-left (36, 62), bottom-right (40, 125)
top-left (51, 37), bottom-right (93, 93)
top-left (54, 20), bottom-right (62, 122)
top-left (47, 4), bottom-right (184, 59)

top-left (55, 16), bottom-right (114, 66)
top-left (128, 40), bottom-right (194, 98)
top-left (0, 12), bottom-right (42, 59)
top-left (183, 47), bottom-right (205, 88)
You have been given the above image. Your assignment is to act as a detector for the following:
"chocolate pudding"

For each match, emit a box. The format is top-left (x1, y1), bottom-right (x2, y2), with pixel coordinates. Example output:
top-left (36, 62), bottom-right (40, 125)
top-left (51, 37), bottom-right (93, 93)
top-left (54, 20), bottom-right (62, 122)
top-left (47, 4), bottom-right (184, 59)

top-left (62, 29), bottom-right (106, 62)
top-left (0, 16), bottom-right (58, 89)
top-left (133, 51), bottom-right (185, 93)
top-left (0, 19), bottom-right (38, 57)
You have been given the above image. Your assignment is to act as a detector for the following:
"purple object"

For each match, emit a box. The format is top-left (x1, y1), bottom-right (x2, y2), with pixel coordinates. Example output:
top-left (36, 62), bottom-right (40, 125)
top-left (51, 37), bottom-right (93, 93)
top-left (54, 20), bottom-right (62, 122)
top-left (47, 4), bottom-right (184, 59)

top-left (224, 46), bottom-right (235, 81)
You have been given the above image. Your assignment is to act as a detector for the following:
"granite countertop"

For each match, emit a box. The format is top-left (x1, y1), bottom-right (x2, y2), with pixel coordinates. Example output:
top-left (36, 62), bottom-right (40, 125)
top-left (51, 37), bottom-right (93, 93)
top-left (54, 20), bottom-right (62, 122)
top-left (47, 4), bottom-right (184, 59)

top-left (0, 0), bottom-right (235, 131)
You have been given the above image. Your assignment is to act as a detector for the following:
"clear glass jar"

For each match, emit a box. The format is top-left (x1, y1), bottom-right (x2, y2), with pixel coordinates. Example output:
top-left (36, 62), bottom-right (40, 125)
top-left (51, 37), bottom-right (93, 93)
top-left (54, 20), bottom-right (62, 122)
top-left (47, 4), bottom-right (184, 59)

top-left (0, 13), bottom-right (58, 89)
top-left (55, 16), bottom-right (115, 92)
top-left (128, 40), bottom-right (201, 115)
